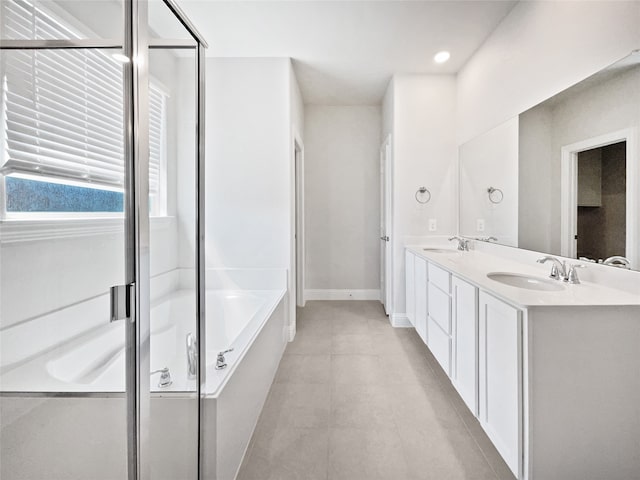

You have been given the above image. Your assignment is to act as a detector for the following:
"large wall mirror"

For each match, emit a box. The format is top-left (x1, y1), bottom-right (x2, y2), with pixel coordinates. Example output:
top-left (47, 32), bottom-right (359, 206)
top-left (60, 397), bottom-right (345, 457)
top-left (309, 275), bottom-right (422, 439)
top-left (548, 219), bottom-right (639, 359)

top-left (459, 50), bottom-right (640, 270)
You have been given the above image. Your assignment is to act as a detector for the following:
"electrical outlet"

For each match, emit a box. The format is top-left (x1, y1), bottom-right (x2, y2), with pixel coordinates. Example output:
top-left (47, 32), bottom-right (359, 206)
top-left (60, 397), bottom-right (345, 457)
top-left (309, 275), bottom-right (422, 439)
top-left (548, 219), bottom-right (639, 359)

top-left (477, 219), bottom-right (485, 232)
top-left (428, 219), bottom-right (437, 231)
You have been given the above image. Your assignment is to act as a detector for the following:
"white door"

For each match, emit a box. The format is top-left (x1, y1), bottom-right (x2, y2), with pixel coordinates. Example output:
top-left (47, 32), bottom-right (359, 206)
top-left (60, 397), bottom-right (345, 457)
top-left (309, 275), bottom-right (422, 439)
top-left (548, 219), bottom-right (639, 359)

top-left (379, 146), bottom-right (386, 308)
top-left (294, 141), bottom-right (304, 307)
top-left (380, 136), bottom-right (392, 314)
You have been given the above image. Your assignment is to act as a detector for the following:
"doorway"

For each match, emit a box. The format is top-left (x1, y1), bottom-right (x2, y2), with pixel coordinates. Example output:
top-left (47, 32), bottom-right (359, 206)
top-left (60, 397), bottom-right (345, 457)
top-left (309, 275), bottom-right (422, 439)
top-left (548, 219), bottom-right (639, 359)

top-left (560, 128), bottom-right (638, 268)
top-left (576, 142), bottom-right (626, 261)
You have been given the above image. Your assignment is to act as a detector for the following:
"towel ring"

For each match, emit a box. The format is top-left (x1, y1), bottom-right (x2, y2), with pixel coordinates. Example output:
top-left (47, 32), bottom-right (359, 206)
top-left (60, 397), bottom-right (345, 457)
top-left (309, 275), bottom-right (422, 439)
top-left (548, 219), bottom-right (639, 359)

top-left (415, 187), bottom-right (431, 204)
top-left (487, 187), bottom-right (503, 204)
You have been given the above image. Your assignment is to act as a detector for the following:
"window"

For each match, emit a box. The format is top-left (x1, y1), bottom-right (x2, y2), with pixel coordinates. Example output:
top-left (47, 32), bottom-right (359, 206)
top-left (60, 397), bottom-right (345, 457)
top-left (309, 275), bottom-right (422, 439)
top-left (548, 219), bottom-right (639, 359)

top-left (0, 0), bottom-right (167, 218)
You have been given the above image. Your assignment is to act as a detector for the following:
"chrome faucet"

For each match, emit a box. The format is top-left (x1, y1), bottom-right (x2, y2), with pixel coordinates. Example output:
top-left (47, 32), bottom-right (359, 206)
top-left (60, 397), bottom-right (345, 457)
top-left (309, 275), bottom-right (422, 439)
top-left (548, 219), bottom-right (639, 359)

top-left (186, 333), bottom-right (197, 380)
top-left (216, 348), bottom-right (234, 370)
top-left (565, 264), bottom-right (585, 285)
top-left (151, 367), bottom-right (172, 388)
top-left (537, 256), bottom-right (567, 280)
top-left (537, 256), bottom-right (585, 284)
top-left (448, 236), bottom-right (469, 251)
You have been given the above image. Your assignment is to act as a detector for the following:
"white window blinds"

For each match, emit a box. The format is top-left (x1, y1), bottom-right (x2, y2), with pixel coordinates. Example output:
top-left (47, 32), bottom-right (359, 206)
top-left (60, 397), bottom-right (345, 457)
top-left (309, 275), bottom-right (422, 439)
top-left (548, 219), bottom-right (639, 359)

top-left (0, 0), bottom-right (165, 195)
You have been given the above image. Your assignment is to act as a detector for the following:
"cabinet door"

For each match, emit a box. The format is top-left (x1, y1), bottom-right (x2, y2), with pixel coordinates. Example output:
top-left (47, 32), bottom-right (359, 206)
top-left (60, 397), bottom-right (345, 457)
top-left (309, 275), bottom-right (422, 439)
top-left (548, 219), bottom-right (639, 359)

top-left (405, 251), bottom-right (415, 326)
top-left (478, 292), bottom-right (521, 478)
top-left (414, 256), bottom-right (428, 343)
top-left (428, 316), bottom-right (451, 375)
top-left (452, 276), bottom-right (478, 415)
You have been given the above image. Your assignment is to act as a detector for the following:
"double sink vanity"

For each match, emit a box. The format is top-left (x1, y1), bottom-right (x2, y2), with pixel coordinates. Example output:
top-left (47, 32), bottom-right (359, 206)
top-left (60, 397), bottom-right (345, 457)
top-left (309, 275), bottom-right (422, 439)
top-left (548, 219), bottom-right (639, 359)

top-left (405, 243), bottom-right (640, 480)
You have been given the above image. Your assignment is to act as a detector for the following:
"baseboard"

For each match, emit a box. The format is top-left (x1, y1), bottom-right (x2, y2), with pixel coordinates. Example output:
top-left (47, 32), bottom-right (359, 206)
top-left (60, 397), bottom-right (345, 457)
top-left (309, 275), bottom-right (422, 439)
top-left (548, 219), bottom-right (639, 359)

top-left (304, 289), bottom-right (381, 301)
top-left (288, 323), bottom-right (296, 342)
top-left (390, 314), bottom-right (412, 328)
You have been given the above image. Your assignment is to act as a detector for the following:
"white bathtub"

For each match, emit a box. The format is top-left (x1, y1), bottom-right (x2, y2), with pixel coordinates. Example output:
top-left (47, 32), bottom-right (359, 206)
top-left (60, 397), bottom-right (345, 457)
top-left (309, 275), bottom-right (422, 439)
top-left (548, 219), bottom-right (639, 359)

top-left (0, 288), bottom-right (284, 393)
top-left (1, 286), bottom-right (288, 480)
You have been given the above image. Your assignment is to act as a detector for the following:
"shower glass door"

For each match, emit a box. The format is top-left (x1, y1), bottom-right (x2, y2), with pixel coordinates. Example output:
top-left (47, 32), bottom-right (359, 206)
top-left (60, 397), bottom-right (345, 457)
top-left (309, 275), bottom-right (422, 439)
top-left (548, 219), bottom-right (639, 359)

top-left (0, 0), bottom-right (131, 478)
top-left (146, 0), bottom-right (206, 477)
top-left (1, 1), bottom-right (206, 479)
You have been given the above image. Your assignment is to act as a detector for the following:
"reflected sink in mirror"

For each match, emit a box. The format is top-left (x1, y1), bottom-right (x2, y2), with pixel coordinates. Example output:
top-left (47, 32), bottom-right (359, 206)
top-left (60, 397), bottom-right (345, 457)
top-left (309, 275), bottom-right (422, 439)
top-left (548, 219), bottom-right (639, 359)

top-left (487, 272), bottom-right (565, 291)
top-left (422, 248), bottom-right (456, 253)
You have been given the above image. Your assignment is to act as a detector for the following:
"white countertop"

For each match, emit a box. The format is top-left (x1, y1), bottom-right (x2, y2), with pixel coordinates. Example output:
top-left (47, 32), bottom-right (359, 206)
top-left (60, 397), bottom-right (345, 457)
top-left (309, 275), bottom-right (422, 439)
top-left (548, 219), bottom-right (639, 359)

top-left (407, 246), bottom-right (640, 308)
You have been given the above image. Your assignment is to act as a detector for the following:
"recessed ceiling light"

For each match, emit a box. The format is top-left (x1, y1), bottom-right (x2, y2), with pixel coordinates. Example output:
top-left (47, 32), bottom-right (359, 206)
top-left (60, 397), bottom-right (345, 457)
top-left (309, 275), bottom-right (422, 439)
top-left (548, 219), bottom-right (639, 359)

top-left (434, 51), bottom-right (451, 64)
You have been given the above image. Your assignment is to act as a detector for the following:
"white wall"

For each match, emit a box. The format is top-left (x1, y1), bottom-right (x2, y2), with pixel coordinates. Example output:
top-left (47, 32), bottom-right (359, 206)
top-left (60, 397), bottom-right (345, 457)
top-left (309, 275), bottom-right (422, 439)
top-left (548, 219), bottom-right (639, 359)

top-left (459, 117), bottom-right (519, 247)
top-left (518, 104), bottom-right (553, 253)
top-left (304, 105), bottom-right (381, 297)
top-left (205, 58), bottom-right (291, 270)
top-left (457, 0), bottom-right (640, 145)
top-left (204, 57), bottom-right (303, 338)
top-left (385, 75), bottom-right (457, 317)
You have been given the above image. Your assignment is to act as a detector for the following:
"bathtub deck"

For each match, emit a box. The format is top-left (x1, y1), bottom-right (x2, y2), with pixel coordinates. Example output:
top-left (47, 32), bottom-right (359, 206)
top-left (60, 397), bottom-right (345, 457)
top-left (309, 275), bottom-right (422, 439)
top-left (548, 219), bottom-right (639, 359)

top-left (237, 300), bottom-right (515, 480)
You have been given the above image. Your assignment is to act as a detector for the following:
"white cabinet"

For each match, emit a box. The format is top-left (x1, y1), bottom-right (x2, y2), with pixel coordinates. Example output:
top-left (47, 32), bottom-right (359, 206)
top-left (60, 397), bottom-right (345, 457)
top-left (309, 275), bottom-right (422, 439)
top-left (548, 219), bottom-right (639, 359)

top-left (427, 264), bottom-right (452, 376)
top-left (414, 256), bottom-right (428, 343)
top-left (451, 276), bottom-right (478, 415)
top-left (404, 247), bottom-right (640, 479)
top-left (478, 292), bottom-right (521, 478)
top-left (405, 250), bottom-right (415, 327)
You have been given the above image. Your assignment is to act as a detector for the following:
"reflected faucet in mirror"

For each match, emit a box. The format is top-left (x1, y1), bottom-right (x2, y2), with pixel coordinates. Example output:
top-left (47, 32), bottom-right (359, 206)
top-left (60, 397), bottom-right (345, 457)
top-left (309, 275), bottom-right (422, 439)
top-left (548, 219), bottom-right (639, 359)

top-left (449, 236), bottom-right (469, 251)
top-left (476, 236), bottom-right (498, 242)
top-left (603, 256), bottom-right (631, 269)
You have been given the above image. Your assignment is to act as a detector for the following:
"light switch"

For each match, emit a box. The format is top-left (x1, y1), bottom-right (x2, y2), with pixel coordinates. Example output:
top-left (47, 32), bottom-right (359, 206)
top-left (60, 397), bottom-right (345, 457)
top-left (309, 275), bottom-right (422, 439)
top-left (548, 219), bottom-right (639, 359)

top-left (477, 219), bottom-right (485, 232)
top-left (429, 219), bottom-right (437, 231)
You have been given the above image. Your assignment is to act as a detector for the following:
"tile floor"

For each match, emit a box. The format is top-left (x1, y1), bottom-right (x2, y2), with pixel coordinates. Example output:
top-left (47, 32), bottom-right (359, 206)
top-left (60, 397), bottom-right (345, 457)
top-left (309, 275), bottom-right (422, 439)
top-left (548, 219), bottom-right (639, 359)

top-left (237, 300), bottom-right (516, 480)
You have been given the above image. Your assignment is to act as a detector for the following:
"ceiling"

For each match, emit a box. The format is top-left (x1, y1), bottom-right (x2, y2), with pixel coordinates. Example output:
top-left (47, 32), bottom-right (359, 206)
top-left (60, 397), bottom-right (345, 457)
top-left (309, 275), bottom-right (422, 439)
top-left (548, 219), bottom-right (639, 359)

top-left (177, 1), bottom-right (518, 105)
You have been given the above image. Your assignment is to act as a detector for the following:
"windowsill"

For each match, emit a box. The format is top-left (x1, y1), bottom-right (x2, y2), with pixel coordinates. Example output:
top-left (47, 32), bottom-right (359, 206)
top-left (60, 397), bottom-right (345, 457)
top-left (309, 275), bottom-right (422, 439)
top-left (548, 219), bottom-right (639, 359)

top-left (0, 216), bottom-right (175, 244)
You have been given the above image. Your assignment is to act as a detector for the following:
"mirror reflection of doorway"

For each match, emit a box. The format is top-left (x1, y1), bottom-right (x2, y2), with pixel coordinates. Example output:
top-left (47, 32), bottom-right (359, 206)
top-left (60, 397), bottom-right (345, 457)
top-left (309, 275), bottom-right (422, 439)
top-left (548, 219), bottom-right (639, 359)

top-left (576, 141), bottom-right (626, 261)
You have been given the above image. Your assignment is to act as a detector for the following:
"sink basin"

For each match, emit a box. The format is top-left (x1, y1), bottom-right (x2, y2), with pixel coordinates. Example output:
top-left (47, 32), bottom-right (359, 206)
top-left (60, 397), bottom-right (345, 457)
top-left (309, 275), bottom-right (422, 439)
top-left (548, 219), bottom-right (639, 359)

top-left (487, 272), bottom-right (565, 291)
top-left (422, 248), bottom-right (455, 253)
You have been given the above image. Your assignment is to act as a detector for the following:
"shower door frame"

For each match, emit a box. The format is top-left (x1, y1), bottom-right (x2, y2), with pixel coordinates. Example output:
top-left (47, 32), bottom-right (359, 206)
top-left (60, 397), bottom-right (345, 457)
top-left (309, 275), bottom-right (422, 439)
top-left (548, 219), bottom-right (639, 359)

top-left (0, 1), bottom-right (208, 479)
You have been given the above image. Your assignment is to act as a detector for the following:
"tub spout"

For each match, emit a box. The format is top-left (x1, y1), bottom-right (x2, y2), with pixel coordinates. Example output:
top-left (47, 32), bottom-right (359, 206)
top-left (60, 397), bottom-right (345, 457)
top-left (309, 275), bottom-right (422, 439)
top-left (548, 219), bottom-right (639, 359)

top-left (186, 333), bottom-right (198, 380)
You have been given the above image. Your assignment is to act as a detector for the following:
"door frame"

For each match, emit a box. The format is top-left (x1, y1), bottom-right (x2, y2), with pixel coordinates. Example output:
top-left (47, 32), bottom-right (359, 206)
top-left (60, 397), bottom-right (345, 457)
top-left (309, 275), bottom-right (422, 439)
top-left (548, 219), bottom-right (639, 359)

top-left (560, 128), bottom-right (638, 268)
top-left (294, 138), bottom-right (305, 308)
top-left (289, 129), bottom-right (305, 341)
top-left (380, 134), bottom-right (393, 314)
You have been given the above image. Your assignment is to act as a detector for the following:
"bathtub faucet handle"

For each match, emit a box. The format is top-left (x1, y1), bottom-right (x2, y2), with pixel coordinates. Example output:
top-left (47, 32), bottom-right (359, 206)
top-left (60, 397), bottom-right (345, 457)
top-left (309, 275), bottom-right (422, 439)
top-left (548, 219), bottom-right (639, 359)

top-left (215, 348), bottom-right (234, 370)
top-left (186, 333), bottom-right (198, 380)
top-left (150, 367), bottom-right (172, 388)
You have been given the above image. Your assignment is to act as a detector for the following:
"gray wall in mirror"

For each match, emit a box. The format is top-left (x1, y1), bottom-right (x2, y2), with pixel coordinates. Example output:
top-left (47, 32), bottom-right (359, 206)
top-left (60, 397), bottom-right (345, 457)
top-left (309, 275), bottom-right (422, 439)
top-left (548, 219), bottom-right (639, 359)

top-left (459, 51), bottom-right (640, 270)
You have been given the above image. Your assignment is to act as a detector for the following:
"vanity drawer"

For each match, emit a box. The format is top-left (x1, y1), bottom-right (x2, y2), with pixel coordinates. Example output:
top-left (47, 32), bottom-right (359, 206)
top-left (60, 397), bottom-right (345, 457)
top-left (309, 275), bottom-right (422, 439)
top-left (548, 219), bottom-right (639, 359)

top-left (428, 280), bottom-right (451, 334)
top-left (428, 263), bottom-right (451, 293)
top-left (428, 316), bottom-right (451, 376)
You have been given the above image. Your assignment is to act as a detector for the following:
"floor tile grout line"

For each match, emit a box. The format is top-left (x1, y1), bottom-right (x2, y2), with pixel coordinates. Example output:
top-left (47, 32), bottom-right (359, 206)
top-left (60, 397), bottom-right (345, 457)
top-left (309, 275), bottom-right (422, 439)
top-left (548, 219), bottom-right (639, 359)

top-left (447, 393), bottom-right (507, 480)
top-left (414, 328), bottom-right (507, 480)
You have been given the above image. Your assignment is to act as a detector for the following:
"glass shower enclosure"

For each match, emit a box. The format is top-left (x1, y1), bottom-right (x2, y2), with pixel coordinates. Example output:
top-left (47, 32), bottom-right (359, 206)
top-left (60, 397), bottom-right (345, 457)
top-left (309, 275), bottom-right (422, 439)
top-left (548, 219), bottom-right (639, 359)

top-left (0, 1), bottom-right (207, 478)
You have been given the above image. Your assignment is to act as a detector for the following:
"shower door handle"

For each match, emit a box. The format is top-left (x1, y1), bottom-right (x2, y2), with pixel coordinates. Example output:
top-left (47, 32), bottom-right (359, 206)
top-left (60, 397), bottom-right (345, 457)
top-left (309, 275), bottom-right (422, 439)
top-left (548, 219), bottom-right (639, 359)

top-left (110, 283), bottom-right (135, 322)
